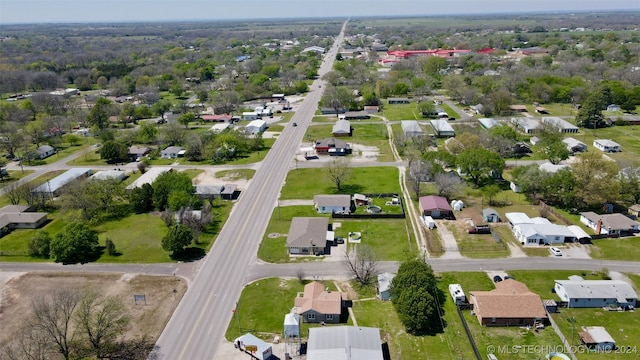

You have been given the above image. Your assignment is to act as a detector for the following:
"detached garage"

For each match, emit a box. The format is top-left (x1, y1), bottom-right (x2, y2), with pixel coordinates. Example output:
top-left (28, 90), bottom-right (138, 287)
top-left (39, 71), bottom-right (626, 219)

top-left (419, 195), bottom-right (453, 219)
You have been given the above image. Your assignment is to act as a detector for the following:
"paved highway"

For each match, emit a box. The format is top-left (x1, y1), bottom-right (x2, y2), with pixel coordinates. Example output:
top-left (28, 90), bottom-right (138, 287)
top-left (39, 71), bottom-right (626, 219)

top-left (152, 21), bottom-right (348, 359)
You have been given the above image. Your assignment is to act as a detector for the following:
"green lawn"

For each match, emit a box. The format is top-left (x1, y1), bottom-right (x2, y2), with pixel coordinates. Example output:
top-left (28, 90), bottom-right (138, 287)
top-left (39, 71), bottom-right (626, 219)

top-left (506, 270), bottom-right (600, 301)
top-left (280, 167), bottom-right (400, 200)
top-left (0, 170), bottom-right (35, 188)
top-left (0, 198), bottom-right (233, 263)
top-left (590, 237), bottom-right (640, 261)
top-left (551, 309), bottom-right (640, 360)
top-left (257, 205), bottom-right (415, 263)
top-left (214, 169), bottom-right (256, 180)
top-left (303, 123), bottom-right (394, 162)
top-left (381, 103), bottom-right (421, 121)
top-left (67, 147), bottom-right (108, 166)
top-left (576, 125), bottom-right (640, 163)
top-left (226, 138), bottom-right (276, 165)
top-left (446, 223), bottom-right (510, 258)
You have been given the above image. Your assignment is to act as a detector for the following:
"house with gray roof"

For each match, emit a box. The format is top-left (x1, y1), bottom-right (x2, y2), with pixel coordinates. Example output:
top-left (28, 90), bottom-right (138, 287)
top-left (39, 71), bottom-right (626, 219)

top-left (307, 326), bottom-right (384, 360)
top-left (401, 120), bottom-right (423, 137)
top-left (593, 139), bottom-right (621, 153)
top-left (313, 195), bottom-right (352, 214)
top-left (332, 119), bottom-right (352, 137)
top-left (554, 278), bottom-right (637, 308)
top-left (579, 212), bottom-right (640, 236)
top-left (161, 146), bottom-right (184, 159)
top-left (90, 170), bottom-right (126, 182)
top-left (286, 217), bottom-right (332, 255)
top-left (430, 119), bottom-right (455, 137)
top-left (0, 205), bottom-right (48, 236)
top-left (511, 117), bottom-right (541, 134)
top-left (562, 137), bottom-right (587, 153)
top-left (126, 167), bottom-right (171, 190)
top-left (36, 145), bottom-right (55, 159)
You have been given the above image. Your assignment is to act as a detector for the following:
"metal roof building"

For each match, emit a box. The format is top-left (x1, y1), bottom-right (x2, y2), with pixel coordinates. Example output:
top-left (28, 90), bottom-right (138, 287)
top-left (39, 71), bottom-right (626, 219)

top-left (307, 326), bottom-right (383, 360)
top-left (33, 168), bottom-right (92, 195)
top-left (126, 167), bottom-right (172, 190)
top-left (542, 117), bottom-right (579, 133)
top-left (401, 120), bottom-right (423, 137)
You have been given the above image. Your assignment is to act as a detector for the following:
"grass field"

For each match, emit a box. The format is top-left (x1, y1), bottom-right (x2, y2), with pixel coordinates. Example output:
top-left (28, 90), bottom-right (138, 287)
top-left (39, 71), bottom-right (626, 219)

top-left (590, 237), bottom-right (640, 261)
top-left (279, 167), bottom-right (400, 200)
top-left (214, 169), bottom-right (256, 180)
top-left (257, 205), bottom-right (415, 262)
top-left (381, 103), bottom-right (421, 121)
top-left (303, 123), bottom-right (394, 161)
top-left (0, 198), bottom-right (233, 263)
top-left (0, 170), bottom-right (35, 189)
top-left (446, 222), bottom-right (510, 258)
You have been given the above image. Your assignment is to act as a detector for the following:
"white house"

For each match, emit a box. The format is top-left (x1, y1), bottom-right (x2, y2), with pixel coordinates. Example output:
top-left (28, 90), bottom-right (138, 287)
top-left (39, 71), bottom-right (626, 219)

top-left (554, 278), bottom-right (637, 308)
top-left (245, 119), bottom-right (266, 135)
top-left (562, 137), bottom-right (587, 153)
top-left (401, 120), bottom-right (423, 137)
top-left (593, 139), bottom-right (621, 153)
top-left (505, 212), bottom-right (576, 246)
top-left (242, 111), bottom-right (260, 121)
top-left (449, 284), bottom-right (466, 305)
top-left (36, 145), bottom-right (55, 159)
top-left (478, 118), bottom-right (499, 129)
top-left (313, 194), bottom-right (351, 214)
top-left (377, 272), bottom-right (395, 301)
top-left (161, 146), bottom-right (184, 159)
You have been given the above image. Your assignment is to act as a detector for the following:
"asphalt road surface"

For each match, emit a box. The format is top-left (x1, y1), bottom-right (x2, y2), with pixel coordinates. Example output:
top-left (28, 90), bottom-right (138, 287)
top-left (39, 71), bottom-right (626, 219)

top-left (152, 21), bottom-right (348, 359)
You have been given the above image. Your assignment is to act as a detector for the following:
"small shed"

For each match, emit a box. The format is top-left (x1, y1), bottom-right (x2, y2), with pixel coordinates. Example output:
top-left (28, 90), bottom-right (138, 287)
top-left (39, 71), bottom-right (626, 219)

top-left (449, 284), bottom-right (466, 305)
top-left (483, 208), bottom-right (500, 223)
top-left (90, 170), bottom-right (126, 182)
top-left (284, 312), bottom-right (300, 338)
top-left (580, 326), bottom-right (615, 351)
top-left (430, 119), bottom-right (455, 137)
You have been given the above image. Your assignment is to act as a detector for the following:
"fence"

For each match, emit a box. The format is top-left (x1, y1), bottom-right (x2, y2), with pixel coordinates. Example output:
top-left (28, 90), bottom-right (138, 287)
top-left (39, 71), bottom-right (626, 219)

top-left (539, 201), bottom-right (573, 226)
top-left (546, 310), bottom-right (578, 360)
top-left (456, 305), bottom-right (482, 360)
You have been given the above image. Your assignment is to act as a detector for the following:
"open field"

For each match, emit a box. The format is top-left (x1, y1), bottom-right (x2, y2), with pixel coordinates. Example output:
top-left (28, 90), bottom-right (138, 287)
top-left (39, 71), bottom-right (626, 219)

top-left (0, 272), bottom-right (187, 351)
top-left (303, 123), bottom-right (394, 162)
top-left (279, 166), bottom-right (400, 200)
top-left (381, 103), bottom-right (421, 121)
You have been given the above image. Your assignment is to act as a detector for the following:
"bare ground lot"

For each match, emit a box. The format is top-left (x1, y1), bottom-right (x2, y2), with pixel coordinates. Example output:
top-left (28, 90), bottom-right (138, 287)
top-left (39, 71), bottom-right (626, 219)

top-left (192, 169), bottom-right (251, 189)
top-left (0, 272), bottom-right (187, 347)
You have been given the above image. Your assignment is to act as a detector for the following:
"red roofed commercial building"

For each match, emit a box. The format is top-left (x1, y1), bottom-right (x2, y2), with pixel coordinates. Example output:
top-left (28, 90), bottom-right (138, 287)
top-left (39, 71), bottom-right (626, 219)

top-left (385, 49), bottom-right (472, 60)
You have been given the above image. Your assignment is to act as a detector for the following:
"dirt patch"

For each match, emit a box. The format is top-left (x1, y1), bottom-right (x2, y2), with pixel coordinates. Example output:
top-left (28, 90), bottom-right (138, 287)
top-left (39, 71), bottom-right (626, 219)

top-left (338, 281), bottom-right (360, 300)
top-left (192, 169), bottom-right (251, 188)
top-left (457, 207), bottom-right (483, 224)
top-left (0, 272), bottom-right (187, 346)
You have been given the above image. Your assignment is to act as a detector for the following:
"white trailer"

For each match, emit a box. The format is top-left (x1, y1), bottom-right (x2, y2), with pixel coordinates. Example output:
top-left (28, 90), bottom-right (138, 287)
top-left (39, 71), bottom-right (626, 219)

top-left (449, 284), bottom-right (466, 305)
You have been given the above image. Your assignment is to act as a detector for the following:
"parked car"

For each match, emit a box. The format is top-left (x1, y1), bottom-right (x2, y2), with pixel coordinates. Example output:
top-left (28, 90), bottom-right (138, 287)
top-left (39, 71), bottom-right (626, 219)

top-left (292, 122), bottom-right (297, 127)
top-left (550, 247), bottom-right (562, 256)
top-left (493, 275), bottom-right (503, 283)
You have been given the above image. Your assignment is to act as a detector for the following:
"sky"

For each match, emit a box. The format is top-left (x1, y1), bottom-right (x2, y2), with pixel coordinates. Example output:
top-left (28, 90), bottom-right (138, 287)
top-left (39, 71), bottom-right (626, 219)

top-left (1, 0), bottom-right (639, 24)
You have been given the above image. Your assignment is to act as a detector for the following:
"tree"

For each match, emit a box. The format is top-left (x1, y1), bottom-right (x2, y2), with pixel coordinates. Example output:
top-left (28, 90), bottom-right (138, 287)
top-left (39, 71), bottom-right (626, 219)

top-left (152, 171), bottom-right (194, 210)
top-left (177, 112), bottom-right (195, 129)
top-left (86, 97), bottom-right (112, 130)
top-left (30, 288), bottom-right (80, 360)
top-left (391, 259), bottom-right (443, 335)
top-left (161, 224), bottom-right (193, 255)
top-left (321, 86), bottom-right (354, 117)
top-left (28, 231), bottom-right (51, 258)
top-left (482, 184), bottom-right (501, 206)
top-left (325, 157), bottom-right (351, 192)
top-left (130, 183), bottom-right (154, 213)
top-left (575, 93), bottom-right (604, 129)
top-left (571, 151), bottom-right (620, 207)
top-left (456, 148), bottom-right (505, 186)
top-left (99, 140), bottom-right (128, 164)
top-left (417, 102), bottom-right (435, 118)
top-left (542, 139), bottom-right (570, 164)
top-left (50, 222), bottom-right (99, 264)
top-left (76, 290), bottom-right (130, 359)
top-left (343, 245), bottom-right (379, 286)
